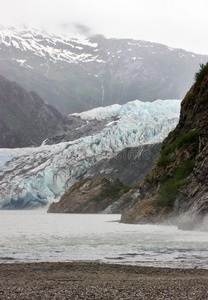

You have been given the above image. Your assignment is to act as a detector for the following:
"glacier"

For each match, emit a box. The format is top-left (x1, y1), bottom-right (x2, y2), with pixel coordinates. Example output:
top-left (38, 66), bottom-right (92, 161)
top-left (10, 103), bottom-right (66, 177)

top-left (0, 99), bottom-right (181, 209)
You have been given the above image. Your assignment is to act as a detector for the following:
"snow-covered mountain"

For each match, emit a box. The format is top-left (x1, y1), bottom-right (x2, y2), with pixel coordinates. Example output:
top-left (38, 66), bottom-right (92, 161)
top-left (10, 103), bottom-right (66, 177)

top-left (0, 99), bottom-right (181, 209)
top-left (0, 25), bottom-right (207, 113)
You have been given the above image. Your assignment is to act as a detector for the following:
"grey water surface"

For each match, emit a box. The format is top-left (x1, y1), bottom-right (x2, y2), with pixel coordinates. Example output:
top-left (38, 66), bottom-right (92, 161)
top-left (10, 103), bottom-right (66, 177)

top-left (0, 210), bottom-right (208, 269)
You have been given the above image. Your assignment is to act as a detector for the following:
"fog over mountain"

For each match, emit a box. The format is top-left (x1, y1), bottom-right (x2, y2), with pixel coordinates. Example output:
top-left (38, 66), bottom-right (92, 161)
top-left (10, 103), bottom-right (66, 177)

top-left (1, 0), bottom-right (208, 55)
top-left (0, 26), bottom-right (207, 113)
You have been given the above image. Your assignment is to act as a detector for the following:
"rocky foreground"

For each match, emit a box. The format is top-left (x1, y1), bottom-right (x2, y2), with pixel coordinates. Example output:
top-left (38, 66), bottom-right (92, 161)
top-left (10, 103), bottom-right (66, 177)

top-left (0, 262), bottom-right (208, 299)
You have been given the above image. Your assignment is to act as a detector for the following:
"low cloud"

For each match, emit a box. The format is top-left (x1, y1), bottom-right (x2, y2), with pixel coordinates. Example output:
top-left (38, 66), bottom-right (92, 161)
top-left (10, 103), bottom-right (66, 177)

top-left (74, 24), bottom-right (92, 35)
top-left (49, 22), bottom-right (93, 38)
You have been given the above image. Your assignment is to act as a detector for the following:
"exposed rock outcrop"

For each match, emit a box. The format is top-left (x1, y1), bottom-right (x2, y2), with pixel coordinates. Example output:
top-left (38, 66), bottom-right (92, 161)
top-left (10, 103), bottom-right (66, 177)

top-left (45, 115), bottom-right (114, 145)
top-left (46, 144), bottom-right (161, 214)
top-left (0, 75), bottom-right (64, 148)
top-left (86, 143), bottom-right (161, 186)
top-left (47, 176), bottom-right (133, 214)
top-left (121, 65), bottom-right (208, 230)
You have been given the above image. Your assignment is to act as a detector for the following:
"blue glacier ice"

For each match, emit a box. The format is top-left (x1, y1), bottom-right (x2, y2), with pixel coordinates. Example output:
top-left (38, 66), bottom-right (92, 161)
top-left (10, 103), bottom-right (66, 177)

top-left (0, 99), bottom-right (181, 209)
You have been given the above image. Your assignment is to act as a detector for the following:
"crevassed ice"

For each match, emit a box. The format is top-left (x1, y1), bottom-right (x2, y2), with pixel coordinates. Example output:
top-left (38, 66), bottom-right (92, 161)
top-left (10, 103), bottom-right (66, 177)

top-left (72, 99), bottom-right (180, 121)
top-left (0, 99), bottom-right (181, 209)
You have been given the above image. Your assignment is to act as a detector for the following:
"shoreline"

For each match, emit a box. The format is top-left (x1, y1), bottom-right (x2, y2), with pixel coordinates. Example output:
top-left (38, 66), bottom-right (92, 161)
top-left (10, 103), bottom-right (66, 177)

top-left (1, 262), bottom-right (208, 299)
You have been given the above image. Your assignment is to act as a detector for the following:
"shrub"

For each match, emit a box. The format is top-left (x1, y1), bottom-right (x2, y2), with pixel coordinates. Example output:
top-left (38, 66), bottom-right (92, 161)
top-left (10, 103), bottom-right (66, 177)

top-left (155, 159), bottom-right (195, 207)
top-left (174, 160), bottom-right (195, 180)
top-left (121, 184), bottom-right (132, 193)
top-left (157, 153), bottom-right (175, 167)
top-left (123, 196), bottom-right (133, 203)
top-left (200, 81), bottom-right (207, 94)
top-left (157, 127), bottom-right (199, 168)
top-left (174, 128), bottom-right (199, 151)
top-left (188, 111), bottom-right (194, 122)
top-left (185, 92), bottom-right (195, 105)
top-left (155, 178), bottom-right (181, 207)
top-left (91, 183), bottom-right (131, 202)
top-left (162, 144), bottom-right (175, 156)
top-left (144, 174), bottom-right (149, 183)
top-left (195, 62), bottom-right (208, 85)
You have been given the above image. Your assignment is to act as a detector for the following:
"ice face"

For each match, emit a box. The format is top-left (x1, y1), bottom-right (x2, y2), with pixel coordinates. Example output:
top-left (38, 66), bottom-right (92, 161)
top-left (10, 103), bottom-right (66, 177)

top-left (72, 99), bottom-right (180, 121)
top-left (0, 99), bottom-right (181, 209)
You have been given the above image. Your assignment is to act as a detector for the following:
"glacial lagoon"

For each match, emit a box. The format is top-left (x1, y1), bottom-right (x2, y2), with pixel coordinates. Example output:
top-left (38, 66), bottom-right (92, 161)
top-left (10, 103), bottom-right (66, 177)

top-left (0, 210), bottom-right (208, 269)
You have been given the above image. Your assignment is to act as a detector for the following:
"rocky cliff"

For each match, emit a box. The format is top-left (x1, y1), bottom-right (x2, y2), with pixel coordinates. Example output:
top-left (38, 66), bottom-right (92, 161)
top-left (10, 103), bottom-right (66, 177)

top-left (121, 64), bottom-right (208, 230)
top-left (47, 177), bottom-right (134, 214)
top-left (0, 75), bottom-right (64, 148)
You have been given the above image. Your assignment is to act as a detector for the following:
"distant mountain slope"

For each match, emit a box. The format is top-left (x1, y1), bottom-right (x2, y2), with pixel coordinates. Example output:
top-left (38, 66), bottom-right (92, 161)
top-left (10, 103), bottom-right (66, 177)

top-left (0, 26), bottom-right (207, 113)
top-left (0, 75), bottom-right (64, 148)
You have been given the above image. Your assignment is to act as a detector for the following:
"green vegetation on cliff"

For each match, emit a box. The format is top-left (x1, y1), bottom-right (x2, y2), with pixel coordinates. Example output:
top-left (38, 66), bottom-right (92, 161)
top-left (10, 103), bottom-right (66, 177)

top-left (121, 63), bottom-right (208, 227)
top-left (195, 62), bottom-right (208, 85)
top-left (155, 159), bottom-right (195, 207)
top-left (154, 63), bottom-right (207, 208)
top-left (155, 125), bottom-right (199, 207)
top-left (157, 127), bottom-right (199, 167)
top-left (91, 183), bottom-right (131, 202)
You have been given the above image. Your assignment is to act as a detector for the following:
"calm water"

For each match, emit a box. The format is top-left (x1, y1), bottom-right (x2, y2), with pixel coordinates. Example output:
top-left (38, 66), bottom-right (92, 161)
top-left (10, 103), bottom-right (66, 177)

top-left (0, 210), bottom-right (208, 269)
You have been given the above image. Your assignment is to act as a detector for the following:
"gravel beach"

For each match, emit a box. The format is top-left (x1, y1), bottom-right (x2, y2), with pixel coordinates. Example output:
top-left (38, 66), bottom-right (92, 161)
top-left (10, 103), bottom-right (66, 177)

top-left (1, 262), bottom-right (208, 299)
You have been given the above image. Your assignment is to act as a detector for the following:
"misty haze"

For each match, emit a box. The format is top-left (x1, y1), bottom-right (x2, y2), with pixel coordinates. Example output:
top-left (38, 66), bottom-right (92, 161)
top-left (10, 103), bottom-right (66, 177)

top-left (0, 1), bottom-right (208, 298)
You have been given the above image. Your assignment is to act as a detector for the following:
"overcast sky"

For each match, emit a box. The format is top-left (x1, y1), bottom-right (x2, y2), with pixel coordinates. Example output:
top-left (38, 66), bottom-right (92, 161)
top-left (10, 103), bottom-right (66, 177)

top-left (1, 0), bottom-right (208, 55)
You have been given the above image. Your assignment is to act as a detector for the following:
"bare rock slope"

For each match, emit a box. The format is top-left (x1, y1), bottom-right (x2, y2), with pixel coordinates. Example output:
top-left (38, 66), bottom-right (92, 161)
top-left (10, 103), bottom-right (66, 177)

top-left (48, 176), bottom-right (133, 214)
top-left (0, 75), bottom-right (63, 148)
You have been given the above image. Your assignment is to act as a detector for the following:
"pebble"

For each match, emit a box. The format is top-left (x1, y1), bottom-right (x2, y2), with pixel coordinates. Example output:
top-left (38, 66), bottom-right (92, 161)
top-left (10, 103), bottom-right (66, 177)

top-left (0, 262), bottom-right (208, 299)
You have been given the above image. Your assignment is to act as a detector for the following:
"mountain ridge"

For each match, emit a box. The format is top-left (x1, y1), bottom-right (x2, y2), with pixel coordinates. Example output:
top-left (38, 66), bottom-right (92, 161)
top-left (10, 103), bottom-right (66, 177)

top-left (0, 75), bottom-right (64, 148)
top-left (0, 25), bottom-right (207, 113)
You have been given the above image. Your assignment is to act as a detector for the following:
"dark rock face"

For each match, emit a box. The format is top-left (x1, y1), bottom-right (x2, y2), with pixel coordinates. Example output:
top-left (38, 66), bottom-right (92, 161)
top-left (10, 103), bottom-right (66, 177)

top-left (121, 73), bottom-right (208, 230)
top-left (175, 140), bottom-right (208, 230)
top-left (46, 115), bottom-right (115, 145)
top-left (0, 75), bottom-right (64, 148)
top-left (86, 143), bottom-right (161, 186)
top-left (47, 176), bottom-right (132, 214)
top-left (120, 198), bottom-right (173, 224)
